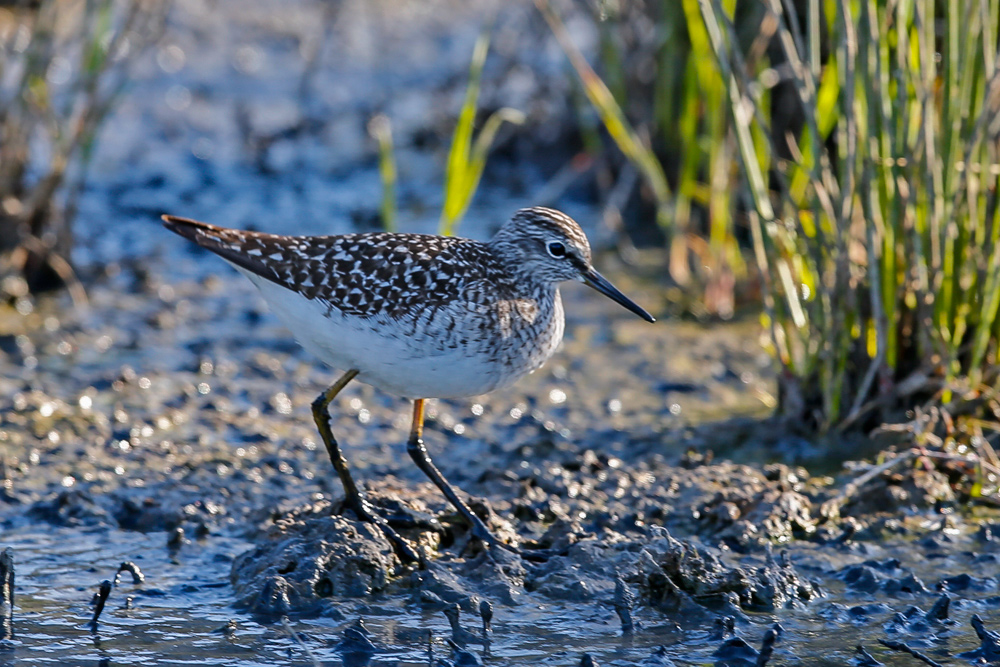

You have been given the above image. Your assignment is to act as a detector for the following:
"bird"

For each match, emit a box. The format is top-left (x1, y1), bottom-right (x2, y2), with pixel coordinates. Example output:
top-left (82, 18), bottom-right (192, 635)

top-left (162, 207), bottom-right (654, 563)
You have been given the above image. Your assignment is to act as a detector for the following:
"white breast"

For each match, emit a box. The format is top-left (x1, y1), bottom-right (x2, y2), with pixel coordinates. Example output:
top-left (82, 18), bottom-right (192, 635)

top-left (235, 266), bottom-right (563, 399)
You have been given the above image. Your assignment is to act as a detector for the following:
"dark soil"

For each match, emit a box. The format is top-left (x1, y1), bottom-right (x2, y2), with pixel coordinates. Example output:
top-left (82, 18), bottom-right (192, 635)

top-left (1, 0), bottom-right (999, 664)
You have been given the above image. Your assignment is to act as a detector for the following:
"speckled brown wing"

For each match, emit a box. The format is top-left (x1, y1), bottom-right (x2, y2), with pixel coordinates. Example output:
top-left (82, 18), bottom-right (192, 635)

top-left (161, 215), bottom-right (503, 319)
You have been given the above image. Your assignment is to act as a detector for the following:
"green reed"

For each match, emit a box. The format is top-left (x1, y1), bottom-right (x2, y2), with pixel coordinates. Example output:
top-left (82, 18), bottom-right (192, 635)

top-left (367, 114), bottom-right (397, 232)
top-left (700, 0), bottom-right (1000, 431)
top-left (538, 0), bottom-right (748, 315)
top-left (439, 32), bottom-right (525, 237)
top-left (541, 0), bottom-right (1000, 444)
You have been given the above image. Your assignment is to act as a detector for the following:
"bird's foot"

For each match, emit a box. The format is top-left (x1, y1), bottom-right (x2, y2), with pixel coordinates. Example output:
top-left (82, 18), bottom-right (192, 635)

top-left (463, 516), bottom-right (561, 563)
top-left (339, 492), bottom-right (425, 566)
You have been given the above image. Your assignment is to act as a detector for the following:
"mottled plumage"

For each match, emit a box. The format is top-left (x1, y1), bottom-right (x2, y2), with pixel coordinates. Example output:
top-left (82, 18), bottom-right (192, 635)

top-left (163, 206), bottom-right (653, 560)
top-left (163, 207), bottom-right (651, 398)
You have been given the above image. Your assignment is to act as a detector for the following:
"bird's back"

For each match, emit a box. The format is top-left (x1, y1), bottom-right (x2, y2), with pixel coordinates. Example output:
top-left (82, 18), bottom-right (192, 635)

top-left (164, 217), bottom-right (497, 314)
top-left (163, 217), bottom-right (565, 398)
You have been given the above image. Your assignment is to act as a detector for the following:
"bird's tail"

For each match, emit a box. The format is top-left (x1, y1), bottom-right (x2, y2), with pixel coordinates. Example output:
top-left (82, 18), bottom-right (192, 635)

top-left (161, 215), bottom-right (247, 250)
top-left (161, 214), bottom-right (293, 284)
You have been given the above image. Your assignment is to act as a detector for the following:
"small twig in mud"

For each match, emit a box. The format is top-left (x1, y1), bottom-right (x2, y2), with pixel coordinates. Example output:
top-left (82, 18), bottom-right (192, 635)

top-left (0, 548), bottom-right (13, 641)
top-left (114, 561), bottom-right (144, 586)
top-left (443, 604), bottom-right (484, 648)
top-left (855, 645), bottom-right (884, 666)
top-left (867, 404), bottom-right (1000, 502)
top-left (913, 449), bottom-right (1000, 491)
top-left (614, 576), bottom-right (635, 635)
top-left (478, 599), bottom-right (493, 656)
top-left (755, 625), bottom-right (780, 667)
top-left (877, 639), bottom-right (944, 667)
top-left (426, 629), bottom-right (434, 667)
top-left (88, 580), bottom-right (112, 632)
top-left (971, 614), bottom-right (1000, 662)
top-left (823, 451), bottom-right (917, 515)
top-left (280, 616), bottom-right (321, 667)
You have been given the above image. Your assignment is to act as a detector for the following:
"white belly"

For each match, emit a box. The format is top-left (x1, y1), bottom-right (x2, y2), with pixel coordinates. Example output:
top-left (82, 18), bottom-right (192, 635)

top-left (236, 267), bottom-right (560, 398)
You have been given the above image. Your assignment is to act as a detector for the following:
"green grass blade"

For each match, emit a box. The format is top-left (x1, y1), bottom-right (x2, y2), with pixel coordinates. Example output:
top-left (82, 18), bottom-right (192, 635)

top-left (535, 0), bottom-right (673, 219)
top-left (368, 114), bottom-right (397, 232)
top-left (463, 107), bottom-right (526, 212)
top-left (440, 32), bottom-right (491, 237)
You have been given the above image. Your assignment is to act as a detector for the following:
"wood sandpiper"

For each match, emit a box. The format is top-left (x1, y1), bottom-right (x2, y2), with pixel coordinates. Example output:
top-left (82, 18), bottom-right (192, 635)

top-left (163, 207), bottom-right (654, 563)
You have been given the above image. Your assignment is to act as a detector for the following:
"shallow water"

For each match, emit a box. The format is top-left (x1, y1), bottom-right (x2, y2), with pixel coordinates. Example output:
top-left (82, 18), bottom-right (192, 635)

top-left (3, 526), bottom-right (255, 666)
top-left (3, 522), bottom-right (1000, 666)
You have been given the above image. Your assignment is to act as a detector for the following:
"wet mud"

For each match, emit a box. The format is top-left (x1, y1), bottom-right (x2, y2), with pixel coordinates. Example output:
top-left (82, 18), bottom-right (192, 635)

top-left (2, 0), bottom-right (1000, 664)
top-left (3, 234), bottom-right (999, 666)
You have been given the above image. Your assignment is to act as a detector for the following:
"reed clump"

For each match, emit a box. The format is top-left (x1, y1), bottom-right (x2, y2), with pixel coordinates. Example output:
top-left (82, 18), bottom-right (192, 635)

top-left (547, 0), bottom-right (1000, 438)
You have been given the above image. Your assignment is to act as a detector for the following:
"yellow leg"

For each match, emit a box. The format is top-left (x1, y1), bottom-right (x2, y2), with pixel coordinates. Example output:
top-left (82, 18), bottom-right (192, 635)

top-left (311, 370), bottom-right (361, 499)
top-left (311, 370), bottom-right (421, 564)
top-left (410, 398), bottom-right (426, 441)
top-left (406, 398), bottom-right (519, 555)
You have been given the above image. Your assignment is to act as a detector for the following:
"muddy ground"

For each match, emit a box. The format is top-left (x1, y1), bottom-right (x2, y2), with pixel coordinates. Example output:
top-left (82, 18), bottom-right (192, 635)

top-left (3, 260), bottom-right (999, 666)
top-left (2, 0), bottom-right (1000, 665)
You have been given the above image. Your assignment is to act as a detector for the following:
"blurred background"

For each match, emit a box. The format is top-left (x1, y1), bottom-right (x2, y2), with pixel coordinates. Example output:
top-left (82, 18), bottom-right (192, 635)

top-left (6, 0), bottom-right (1000, 441)
top-left (3, 0), bottom-right (1000, 664)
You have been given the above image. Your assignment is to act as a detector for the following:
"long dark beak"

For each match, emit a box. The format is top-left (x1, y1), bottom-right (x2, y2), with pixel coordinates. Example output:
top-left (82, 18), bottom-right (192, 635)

top-left (581, 267), bottom-right (655, 323)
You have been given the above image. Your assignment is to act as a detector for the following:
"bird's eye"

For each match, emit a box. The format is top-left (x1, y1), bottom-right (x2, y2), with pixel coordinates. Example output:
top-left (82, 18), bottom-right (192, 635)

top-left (547, 241), bottom-right (567, 258)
